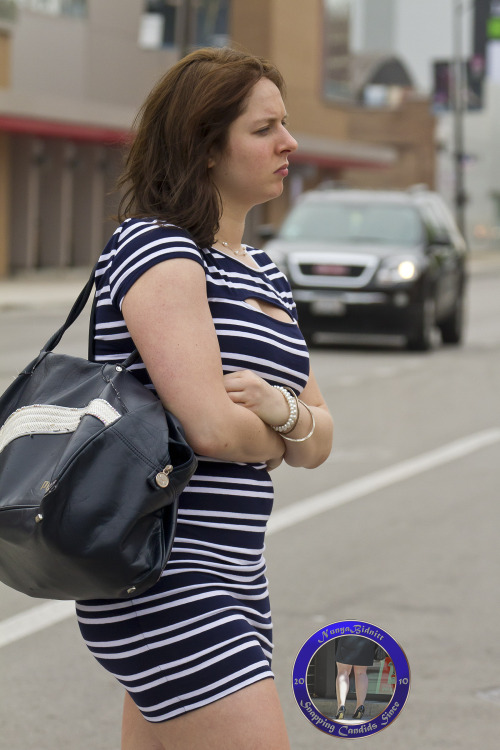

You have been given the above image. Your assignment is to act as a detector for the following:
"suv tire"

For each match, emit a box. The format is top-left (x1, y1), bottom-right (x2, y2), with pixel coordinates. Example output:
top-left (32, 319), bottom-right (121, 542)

top-left (407, 296), bottom-right (435, 351)
top-left (439, 292), bottom-right (465, 345)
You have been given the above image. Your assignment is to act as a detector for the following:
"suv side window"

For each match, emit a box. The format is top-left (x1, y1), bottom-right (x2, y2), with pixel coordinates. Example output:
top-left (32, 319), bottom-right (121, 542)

top-left (417, 200), bottom-right (451, 245)
top-left (429, 196), bottom-right (466, 249)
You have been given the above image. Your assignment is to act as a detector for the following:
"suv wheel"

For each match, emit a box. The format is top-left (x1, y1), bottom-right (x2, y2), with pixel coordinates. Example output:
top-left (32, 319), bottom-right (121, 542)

top-left (407, 297), bottom-right (435, 351)
top-left (439, 292), bottom-right (465, 345)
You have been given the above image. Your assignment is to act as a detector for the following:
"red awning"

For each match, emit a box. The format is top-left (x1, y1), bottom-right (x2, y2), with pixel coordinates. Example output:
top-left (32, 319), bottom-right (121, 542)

top-left (0, 114), bottom-right (130, 144)
top-left (0, 117), bottom-right (396, 169)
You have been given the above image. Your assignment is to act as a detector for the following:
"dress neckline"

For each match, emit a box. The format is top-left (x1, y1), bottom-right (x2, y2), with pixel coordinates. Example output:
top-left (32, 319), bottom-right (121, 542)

top-left (210, 246), bottom-right (263, 273)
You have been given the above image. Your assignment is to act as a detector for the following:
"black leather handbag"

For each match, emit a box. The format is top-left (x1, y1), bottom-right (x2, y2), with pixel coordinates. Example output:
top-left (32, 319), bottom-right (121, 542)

top-left (0, 268), bottom-right (197, 601)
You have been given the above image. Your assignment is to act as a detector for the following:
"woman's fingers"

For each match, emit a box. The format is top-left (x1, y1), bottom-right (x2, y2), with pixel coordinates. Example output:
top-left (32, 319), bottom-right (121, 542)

top-left (223, 372), bottom-right (289, 426)
top-left (223, 371), bottom-right (263, 402)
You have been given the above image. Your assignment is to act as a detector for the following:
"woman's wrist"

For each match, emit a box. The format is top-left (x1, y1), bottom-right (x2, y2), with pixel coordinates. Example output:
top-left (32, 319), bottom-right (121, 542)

top-left (267, 386), bottom-right (316, 442)
top-left (281, 400), bottom-right (315, 442)
top-left (270, 386), bottom-right (299, 434)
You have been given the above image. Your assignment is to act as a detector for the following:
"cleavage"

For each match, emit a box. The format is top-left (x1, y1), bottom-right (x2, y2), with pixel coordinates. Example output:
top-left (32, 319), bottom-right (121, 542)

top-left (244, 297), bottom-right (294, 323)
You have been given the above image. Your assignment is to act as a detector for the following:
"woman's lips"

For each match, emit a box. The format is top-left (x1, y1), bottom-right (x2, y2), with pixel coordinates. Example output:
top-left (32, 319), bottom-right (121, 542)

top-left (274, 164), bottom-right (289, 177)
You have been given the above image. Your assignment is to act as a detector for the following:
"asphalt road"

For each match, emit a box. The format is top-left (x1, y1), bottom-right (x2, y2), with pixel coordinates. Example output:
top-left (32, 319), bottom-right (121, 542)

top-left (0, 259), bottom-right (499, 749)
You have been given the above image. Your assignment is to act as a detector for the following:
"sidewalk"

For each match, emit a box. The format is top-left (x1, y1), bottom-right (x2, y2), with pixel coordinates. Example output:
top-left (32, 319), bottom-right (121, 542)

top-left (0, 267), bottom-right (90, 311)
top-left (1, 249), bottom-right (499, 312)
top-left (467, 247), bottom-right (500, 276)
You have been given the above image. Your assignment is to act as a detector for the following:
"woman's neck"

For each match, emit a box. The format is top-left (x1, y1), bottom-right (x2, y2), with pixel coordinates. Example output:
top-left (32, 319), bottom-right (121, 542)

top-left (216, 212), bottom-right (246, 248)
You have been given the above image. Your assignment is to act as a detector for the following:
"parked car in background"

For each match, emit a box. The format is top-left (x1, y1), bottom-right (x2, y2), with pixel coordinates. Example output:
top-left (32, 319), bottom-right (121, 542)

top-left (265, 187), bottom-right (467, 350)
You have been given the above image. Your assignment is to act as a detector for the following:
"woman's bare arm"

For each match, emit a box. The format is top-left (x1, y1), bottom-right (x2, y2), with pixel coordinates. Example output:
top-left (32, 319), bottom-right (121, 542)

top-left (121, 258), bottom-right (285, 464)
top-left (279, 370), bottom-right (333, 468)
top-left (223, 369), bottom-right (333, 469)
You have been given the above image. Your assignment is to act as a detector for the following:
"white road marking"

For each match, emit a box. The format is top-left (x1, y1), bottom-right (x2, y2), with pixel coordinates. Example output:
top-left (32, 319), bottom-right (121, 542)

top-left (0, 428), bottom-right (498, 650)
top-left (267, 428), bottom-right (500, 534)
top-left (0, 599), bottom-right (74, 649)
top-left (477, 687), bottom-right (500, 704)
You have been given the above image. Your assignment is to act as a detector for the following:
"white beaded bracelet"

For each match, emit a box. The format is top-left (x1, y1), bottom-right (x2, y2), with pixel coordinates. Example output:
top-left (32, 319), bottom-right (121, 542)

top-left (281, 400), bottom-right (316, 442)
top-left (271, 386), bottom-right (299, 434)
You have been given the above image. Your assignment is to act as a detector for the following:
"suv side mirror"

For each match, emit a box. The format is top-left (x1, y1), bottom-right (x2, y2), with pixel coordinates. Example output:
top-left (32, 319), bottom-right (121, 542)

top-left (430, 233), bottom-right (451, 246)
top-left (258, 224), bottom-right (276, 242)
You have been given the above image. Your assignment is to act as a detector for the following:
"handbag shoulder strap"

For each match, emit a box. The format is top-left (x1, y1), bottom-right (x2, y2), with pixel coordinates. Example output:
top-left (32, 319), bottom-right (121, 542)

top-left (88, 290), bottom-right (97, 361)
top-left (42, 264), bottom-right (98, 354)
top-left (39, 263), bottom-right (140, 370)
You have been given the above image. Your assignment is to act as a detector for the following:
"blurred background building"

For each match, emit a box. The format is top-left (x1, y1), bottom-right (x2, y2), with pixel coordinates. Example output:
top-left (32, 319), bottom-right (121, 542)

top-left (0, 0), bottom-right (497, 277)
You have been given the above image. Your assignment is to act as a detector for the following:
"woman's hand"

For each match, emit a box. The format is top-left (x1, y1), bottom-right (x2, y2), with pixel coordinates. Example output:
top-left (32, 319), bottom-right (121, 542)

top-left (223, 369), bottom-right (333, 471)
top-left (223, 370), bottom-right (289, 428)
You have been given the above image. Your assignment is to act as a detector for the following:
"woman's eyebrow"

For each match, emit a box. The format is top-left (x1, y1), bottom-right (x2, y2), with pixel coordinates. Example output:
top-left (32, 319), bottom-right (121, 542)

top-left (253, 114), bottom-right (289, 125)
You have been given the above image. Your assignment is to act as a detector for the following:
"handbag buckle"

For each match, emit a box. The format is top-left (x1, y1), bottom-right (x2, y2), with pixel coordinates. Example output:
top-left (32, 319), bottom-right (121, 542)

top-left (155, 464), bottom-right (173, 488)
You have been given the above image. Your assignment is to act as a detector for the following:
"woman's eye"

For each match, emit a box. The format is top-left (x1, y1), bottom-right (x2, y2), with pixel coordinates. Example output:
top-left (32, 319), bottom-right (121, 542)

top-left (256, 121), bottom-right (288, 135)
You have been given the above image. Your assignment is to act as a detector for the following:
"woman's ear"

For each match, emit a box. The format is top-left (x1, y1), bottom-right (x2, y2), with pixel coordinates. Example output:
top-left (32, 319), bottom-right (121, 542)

top-left (207, 144), bottom-right (220, 169)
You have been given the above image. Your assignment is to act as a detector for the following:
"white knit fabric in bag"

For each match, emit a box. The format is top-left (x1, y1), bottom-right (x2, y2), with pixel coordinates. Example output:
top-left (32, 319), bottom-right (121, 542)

top-left (0, 399), bottom-right (121, 454)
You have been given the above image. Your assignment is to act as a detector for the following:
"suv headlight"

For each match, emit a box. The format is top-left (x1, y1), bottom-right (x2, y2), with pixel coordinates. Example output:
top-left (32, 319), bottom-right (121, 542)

top-left (376, 258), bottom-right (420, 285)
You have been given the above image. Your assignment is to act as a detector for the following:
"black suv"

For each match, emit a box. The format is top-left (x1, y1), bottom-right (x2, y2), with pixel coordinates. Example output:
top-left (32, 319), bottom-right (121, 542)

top-left (265, 187), bottom-right (467, 350)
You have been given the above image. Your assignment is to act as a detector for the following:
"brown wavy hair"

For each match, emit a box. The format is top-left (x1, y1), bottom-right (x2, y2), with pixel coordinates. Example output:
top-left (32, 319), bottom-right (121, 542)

top-left (117, 47), bottom-right (285, 249)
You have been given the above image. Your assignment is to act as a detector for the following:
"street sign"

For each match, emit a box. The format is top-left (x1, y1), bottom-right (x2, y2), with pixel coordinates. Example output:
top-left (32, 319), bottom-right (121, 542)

top-left (432, 58), bottom-right (485, 112)
top-left (487, 15), bottom-right (500, 38)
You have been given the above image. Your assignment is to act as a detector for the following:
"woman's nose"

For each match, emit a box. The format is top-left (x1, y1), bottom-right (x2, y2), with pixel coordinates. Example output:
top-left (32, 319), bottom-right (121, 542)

top-left (282, 131), bottom-right (298, 154)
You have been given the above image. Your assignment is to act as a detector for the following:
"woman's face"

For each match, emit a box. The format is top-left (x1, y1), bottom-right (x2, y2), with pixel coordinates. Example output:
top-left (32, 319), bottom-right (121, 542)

top-left (209, 77), bottom-right (298, 216)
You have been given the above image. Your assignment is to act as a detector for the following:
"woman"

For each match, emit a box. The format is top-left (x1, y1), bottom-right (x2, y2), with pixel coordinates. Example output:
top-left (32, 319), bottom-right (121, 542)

top-left (76, 47), bottom-right (333, 750)
top-left (335, 636), bottom-right (376, 721)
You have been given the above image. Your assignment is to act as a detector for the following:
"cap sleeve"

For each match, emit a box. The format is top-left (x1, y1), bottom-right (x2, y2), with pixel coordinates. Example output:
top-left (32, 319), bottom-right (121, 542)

top-left (107, 219), bottom-right (204, 310)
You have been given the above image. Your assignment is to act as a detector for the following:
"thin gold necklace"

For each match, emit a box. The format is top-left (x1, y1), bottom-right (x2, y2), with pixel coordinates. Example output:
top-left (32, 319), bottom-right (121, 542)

top-left (217, 239), bottom-right (247, 256)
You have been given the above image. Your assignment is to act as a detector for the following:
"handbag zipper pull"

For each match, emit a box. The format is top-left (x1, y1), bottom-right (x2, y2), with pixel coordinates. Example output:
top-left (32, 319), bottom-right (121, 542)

top-left (155, 464), bottom-right (173, 488)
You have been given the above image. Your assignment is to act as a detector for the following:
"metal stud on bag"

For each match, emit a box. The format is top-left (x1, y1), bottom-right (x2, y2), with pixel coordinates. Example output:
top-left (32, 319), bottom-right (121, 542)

top-left (155, 464), bottom-right (173, 488)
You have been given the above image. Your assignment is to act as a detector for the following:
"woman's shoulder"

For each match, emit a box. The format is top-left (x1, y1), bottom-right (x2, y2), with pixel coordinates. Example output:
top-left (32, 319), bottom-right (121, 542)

top-left (248, 245), bottom-right (291, 285)
top-left (104, 217), bottom-right (205, 269)
top-left (247, 245), bottom-right (279, 270)
top-left (115, 217), bottom-right (201, 251)
top-left (98, 218), bottom-right (205, 308)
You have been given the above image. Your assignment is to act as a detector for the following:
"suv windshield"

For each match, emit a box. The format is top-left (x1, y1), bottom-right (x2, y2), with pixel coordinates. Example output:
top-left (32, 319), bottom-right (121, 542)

top-left (279, 200), bottom-right (423, 246)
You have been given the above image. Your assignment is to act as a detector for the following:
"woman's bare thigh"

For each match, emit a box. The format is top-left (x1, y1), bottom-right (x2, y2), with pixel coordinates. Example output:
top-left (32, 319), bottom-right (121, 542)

top-left (122, 678), bottom-right (290, 750)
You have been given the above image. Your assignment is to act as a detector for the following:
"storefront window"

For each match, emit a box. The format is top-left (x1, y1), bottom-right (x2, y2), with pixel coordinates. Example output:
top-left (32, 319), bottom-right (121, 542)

top-left (15, 0), bottom-right (87, 17)
top-left (139, 0), bottom-right (229, 51)
top-left (0, 1), bottom-right (17, 23)
top-left (323, 0), bottom-right (353, 102)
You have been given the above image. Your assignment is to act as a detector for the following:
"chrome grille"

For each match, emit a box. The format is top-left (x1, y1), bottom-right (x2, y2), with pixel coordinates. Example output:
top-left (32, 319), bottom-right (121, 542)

top-left (287, 252), bottom-right (378, 288)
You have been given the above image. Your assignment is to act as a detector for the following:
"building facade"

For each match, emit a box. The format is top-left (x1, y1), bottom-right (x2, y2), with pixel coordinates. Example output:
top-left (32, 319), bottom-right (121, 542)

top-left (0, 0), bottom-right (436, 276)
top-left (231, 0), bottom-right (435, 238)
top-left (350, 0), bottom-right (500, 250)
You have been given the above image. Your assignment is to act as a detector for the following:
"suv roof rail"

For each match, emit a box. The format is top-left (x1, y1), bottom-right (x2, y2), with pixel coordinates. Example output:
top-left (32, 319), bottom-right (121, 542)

top-left (407, 183), bottom-right (430, 194)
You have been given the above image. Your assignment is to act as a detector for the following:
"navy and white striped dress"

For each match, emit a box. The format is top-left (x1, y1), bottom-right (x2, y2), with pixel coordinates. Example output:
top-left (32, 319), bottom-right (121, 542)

top-left (76, 218), bottom-right (310, 722)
